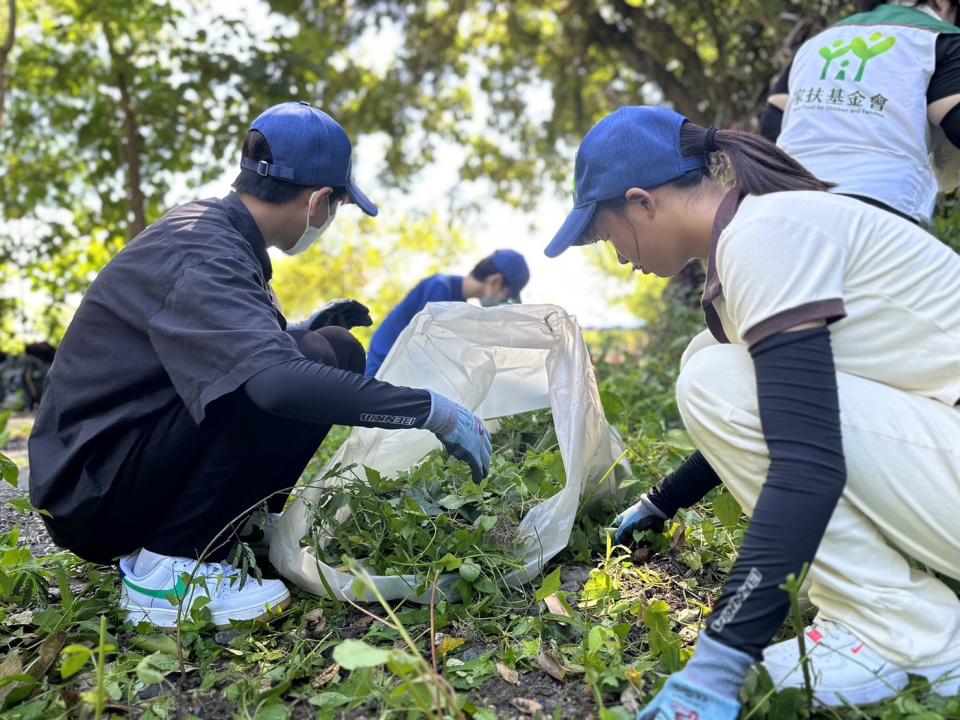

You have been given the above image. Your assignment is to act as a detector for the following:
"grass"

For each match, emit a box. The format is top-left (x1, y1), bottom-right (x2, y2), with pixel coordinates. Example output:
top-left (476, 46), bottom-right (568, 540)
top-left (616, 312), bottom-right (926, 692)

top-left (0, 299), bottom-right (959, 719)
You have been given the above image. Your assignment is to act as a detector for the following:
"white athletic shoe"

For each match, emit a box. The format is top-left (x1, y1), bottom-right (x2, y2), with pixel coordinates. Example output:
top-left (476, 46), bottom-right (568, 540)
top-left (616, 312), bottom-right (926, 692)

top-left (762, 618), bottom-right (960, 705)
top-left (119, 553), bottom-right (290, 629)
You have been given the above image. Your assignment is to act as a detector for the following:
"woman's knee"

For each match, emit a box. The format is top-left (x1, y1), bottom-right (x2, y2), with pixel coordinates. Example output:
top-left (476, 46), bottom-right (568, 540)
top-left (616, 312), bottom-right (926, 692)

top-left (679, 330), bottom-right (721, 372)
top-left (676, 343), bottom-right (756, 431)
top-left (300, 326), bottom-right (366, 374)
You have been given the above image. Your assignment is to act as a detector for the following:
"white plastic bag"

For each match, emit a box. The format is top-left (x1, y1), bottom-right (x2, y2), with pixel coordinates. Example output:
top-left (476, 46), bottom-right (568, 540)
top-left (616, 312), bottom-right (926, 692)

top-left (270, 302), bottom-right (627, 602)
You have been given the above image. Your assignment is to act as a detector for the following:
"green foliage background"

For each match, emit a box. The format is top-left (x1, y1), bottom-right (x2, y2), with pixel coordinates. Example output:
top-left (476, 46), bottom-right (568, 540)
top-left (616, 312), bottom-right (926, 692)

top-left (1, 0), bottom-right (856, 347)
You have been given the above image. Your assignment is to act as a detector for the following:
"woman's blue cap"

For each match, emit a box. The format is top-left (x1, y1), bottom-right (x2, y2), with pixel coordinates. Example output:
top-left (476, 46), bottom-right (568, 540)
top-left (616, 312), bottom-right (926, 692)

top-left (240, 101), bottom-right (378, 217)
top-left (544, 106), bottom-right (705, 258)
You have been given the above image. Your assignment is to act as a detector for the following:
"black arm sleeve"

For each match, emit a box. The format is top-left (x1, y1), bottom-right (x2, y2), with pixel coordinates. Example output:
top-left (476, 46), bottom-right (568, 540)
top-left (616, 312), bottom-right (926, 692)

top-left (705, 327), bottom-right (846, 659)
top-left (647, 450), bottom-right (723, 517)
top-left (771, 63), bottom-right (791, 96)
top-left (760, 105), bottom-right (783, 142)
top-left (760, 63), bottom-right (791, 142)
top-left (243, 358), bottom-right (433, 429)
top-left (941, 103), bottom-right (960, 148)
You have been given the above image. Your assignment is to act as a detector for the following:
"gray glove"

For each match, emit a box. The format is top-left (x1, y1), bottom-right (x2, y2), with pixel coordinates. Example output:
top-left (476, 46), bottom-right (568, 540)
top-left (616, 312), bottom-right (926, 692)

top-left (423, 392), bottom-right (492, 481)
top-left (613, 493), bottom-right (668, 545)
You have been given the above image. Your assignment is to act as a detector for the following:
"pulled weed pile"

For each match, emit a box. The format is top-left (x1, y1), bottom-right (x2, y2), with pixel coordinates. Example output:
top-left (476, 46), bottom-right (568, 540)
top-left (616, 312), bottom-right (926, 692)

top-left (304, 412), bottom-right (565, 595)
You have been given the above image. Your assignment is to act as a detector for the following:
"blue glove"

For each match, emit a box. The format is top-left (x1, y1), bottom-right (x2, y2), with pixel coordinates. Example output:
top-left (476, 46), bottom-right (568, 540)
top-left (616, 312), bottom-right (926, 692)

top-left (423, 392), bottom-right (492, 481)
top-left (638, 633), bottom-right (753, 720)
top-left (613, 494), bottom-right (668, 545)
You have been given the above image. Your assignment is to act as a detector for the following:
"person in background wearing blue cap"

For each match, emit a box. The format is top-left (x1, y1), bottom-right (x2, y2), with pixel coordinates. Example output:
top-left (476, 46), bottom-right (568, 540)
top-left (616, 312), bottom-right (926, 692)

top-left (546, 106), bottom-right (960, 716)
top-left (28, 101), bottom-right (492, 629)
top-left (364, 249), bottom-right (530, 377)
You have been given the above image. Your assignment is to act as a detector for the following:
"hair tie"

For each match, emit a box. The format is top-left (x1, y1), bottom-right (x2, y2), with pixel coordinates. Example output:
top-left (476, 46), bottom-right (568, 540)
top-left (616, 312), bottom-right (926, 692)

top-left (704, 127), bottom-right (719, 155)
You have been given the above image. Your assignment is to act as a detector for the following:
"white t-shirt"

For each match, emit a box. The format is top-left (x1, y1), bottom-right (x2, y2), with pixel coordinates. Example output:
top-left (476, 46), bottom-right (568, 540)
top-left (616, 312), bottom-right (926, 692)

top-left (703, 190), bottom-right (960, 405)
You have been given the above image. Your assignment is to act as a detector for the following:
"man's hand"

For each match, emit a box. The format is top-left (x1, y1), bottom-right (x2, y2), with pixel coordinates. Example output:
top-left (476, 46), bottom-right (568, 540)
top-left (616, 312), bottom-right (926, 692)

top-left (423, 392), bottom-right (492, 481)
top-left (306, 299), bottom-right (373, 330)
top-left (613, 494), bottom-right (668, 545)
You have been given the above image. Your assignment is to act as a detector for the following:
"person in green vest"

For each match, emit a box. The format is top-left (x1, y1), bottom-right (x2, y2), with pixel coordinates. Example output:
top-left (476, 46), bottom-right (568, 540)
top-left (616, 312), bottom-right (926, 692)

top-left (762, 0), bottom-right (960, 225)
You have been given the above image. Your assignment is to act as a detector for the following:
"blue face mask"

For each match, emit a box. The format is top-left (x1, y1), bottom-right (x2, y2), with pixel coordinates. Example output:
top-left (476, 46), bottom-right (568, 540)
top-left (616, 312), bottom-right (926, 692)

top-left (480, 295), bottom-right (507, 308)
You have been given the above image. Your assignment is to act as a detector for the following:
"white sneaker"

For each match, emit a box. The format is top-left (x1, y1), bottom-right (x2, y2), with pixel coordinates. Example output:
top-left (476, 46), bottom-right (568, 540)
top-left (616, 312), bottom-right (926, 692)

top-left (763, 618), bottom-right (960, 705)
top-left (238, 511), bottom-right (282, 560)
top-left (119, 552), bottom-right (290, 629)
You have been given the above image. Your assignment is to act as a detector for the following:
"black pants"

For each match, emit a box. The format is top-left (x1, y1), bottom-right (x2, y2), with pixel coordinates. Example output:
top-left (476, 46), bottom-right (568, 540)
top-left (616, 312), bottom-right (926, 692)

top-left (70, 327), bottom-right (365, 564)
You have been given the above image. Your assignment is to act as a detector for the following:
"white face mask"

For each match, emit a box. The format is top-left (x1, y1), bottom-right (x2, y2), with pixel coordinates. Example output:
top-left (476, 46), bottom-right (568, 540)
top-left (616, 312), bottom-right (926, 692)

top-left (284, 192), bottom-right (335, 256)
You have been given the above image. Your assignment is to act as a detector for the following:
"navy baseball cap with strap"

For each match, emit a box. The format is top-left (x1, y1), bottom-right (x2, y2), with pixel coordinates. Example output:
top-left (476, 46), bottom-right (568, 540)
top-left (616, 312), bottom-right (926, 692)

top-left (544, 106), bottom-right (705, 258)
top-left (241, 101), bottom-right (378, 217)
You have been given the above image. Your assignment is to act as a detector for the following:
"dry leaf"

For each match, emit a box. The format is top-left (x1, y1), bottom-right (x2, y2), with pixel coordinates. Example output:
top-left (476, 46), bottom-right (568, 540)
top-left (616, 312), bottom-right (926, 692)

top-left (303, 607), bottom-right (325, 635)
top-left (496, 661), bottom-right (519, 685)
top-left (510, 697), bottom-right (543, 715)
top-left (312, 663), bottom-right (340, 689)
top-left (0, 652), bottom-right (24, 705)
top-left (537, 649), bottom-right (567, 681)
top-left (670, 523), bottom-right (687, 552)
top-left (6, 609), bottom-right (34, 626)
top-left (27, 631), bottom-right (66, 680)
top-left (543, 594), bottom-right (570, 618)
top-left (437, 636), bottom-right (465, 657)
top-left (620, 684), bottom-right (642, 715)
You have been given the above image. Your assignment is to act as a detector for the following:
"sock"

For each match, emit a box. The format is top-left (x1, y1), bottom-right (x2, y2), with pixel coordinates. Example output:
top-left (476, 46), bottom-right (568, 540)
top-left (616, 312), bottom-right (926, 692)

top-left (133, 548), bottom-right (167, 577)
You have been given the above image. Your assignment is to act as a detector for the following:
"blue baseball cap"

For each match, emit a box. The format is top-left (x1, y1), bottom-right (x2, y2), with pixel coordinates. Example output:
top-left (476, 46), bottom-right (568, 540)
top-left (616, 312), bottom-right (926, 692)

top-left (489, 249), bottom-right (530, 301)
top-left (241, 101), bottom-right (378, 217)
top-left (544, 106), bottom-right (705, 258)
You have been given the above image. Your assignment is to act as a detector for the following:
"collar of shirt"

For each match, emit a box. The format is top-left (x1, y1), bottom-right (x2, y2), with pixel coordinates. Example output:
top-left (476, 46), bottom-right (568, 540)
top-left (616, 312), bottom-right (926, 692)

top-left (222, 192), bottom-right (273, 282)
top-left (701, 188), bottom-right (746, 344)
top-left (446, 275), bottom-right (465, 302)
top-left (701, 188), bottom-right (746, 307)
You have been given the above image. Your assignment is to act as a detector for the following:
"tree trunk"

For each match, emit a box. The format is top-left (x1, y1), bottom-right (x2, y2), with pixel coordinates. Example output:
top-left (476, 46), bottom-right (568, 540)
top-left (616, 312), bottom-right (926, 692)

top-left (103, 22), bottom-right (147, 239)
top-left (0, 0), bottom-right (16, 131)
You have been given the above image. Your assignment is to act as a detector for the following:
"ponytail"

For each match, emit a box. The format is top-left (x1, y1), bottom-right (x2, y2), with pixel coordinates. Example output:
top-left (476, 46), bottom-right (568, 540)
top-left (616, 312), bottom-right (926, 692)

top-left (676, 122), bottom-right (834, 195)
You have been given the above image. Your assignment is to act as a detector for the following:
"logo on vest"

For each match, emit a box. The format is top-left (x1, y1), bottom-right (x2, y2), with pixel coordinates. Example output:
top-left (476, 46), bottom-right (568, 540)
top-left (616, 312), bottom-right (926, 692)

top-left (818, 32), bottom-right (897, 82)
top-left (793, 32), bottom-right (897, 119)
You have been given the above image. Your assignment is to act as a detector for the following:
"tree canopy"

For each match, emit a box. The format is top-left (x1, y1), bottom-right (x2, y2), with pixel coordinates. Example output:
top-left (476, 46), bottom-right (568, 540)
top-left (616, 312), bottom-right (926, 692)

top-left (1, 0), bottom-right (852, 343)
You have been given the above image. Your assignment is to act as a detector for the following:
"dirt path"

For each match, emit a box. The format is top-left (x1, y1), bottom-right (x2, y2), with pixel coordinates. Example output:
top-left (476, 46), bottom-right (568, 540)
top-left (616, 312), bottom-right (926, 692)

top-left (0, 413), bottom-right (57, 555)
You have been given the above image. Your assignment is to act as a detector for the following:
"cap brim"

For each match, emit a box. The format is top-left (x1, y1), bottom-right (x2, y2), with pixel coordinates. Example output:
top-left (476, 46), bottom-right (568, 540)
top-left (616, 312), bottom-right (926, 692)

top-left (347, 179), bottom-right (378, 217)
top-left (544, 202), bottom-right (596, 258)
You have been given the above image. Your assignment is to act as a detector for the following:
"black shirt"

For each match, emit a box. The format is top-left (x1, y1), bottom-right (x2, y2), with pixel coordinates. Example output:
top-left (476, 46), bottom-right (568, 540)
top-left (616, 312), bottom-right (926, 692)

top-left (28, 193), bottom-right (431, 543)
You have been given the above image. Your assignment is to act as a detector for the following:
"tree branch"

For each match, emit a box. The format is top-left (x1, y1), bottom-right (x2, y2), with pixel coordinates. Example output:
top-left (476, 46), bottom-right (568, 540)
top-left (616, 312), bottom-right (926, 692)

top-left (614, 0), bottom-right (707, 82)
top-left (0, 0), bottom-right (17, 130)
top-left (102, 21), bottom-right (147, 238)
top-left (584, 9), bottom-right (707, 124)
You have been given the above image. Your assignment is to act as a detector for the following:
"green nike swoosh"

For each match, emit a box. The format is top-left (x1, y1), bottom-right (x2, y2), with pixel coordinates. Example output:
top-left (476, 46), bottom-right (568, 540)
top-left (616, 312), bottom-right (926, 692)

top-left (123, 576), bottom-right (188, 601)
